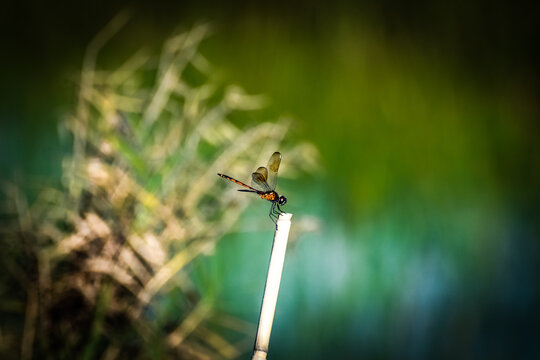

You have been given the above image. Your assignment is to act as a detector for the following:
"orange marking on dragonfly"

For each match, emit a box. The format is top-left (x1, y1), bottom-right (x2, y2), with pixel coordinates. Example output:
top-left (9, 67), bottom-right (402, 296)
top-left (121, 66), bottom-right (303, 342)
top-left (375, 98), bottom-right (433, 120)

top-left (260, 192), bottom-right (277, 201)
top-left (217, 174), bottom-right (257, 191)
top-left (217, 152), bottom-right (287, 223)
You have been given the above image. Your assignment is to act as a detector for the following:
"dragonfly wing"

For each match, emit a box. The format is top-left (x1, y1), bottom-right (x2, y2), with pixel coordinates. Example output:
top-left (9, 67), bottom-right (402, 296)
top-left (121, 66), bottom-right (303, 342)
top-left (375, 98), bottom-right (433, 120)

top-left (266, 152), bottom-right (281, 190)
top-left (252, 166), bottom-right (271, 191)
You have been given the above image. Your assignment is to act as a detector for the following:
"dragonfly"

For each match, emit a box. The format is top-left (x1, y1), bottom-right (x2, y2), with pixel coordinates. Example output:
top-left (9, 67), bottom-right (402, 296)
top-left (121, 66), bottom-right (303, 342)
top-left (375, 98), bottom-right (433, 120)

top-left (217, 152), bottom-right (287, 222)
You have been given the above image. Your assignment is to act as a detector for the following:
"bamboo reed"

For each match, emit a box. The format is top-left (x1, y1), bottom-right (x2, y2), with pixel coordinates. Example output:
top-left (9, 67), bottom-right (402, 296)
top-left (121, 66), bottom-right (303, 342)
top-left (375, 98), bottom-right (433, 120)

top-left (252, 213), bottom-right (293, 360)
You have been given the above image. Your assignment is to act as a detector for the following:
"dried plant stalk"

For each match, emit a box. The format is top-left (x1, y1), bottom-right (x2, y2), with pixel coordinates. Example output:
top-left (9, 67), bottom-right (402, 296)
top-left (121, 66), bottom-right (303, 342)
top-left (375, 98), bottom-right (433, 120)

top-left (1, 16), bottom-right (318, 360)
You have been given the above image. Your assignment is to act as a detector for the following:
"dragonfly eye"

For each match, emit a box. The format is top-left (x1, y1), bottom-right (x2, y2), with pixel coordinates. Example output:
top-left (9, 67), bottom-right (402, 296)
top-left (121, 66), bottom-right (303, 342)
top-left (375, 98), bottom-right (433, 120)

top-left (279, 196), bottom-right (287, 205)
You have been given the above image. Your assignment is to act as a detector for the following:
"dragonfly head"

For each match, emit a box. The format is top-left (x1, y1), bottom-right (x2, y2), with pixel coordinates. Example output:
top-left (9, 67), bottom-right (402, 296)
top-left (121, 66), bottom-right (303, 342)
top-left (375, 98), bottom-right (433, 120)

top-left (278, 195), bottom-right (287, 206)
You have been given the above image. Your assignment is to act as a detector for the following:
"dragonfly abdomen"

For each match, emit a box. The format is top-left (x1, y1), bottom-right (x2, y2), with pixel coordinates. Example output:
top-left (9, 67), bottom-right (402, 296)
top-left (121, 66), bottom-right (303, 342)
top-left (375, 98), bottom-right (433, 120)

top-left (217, 173), bottom-right (256, 191)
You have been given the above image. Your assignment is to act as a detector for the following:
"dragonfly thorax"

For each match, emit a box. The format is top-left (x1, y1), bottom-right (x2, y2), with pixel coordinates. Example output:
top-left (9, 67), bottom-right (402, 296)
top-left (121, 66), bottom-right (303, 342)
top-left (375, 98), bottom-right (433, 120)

top-left (259, 191), bottom-right (278, 202)
top-left (259, 191), bottom-right (287, 206)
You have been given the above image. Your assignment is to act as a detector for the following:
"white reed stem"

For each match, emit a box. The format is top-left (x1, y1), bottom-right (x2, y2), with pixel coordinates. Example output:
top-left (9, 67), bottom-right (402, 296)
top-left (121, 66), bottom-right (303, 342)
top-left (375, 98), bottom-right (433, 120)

top-left (252, 213), bottom-right (293, 360)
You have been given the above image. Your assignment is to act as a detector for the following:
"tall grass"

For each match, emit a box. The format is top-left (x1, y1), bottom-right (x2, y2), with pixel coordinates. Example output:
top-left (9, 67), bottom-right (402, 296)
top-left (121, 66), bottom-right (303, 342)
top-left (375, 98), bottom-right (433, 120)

top-left (0, 15), bottom-right (317, 359)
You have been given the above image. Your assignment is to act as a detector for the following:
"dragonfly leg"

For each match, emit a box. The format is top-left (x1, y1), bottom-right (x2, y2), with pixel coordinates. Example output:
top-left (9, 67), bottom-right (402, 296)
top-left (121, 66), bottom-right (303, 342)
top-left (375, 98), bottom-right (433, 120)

top-left (269, 203), bottom-right (279, 223)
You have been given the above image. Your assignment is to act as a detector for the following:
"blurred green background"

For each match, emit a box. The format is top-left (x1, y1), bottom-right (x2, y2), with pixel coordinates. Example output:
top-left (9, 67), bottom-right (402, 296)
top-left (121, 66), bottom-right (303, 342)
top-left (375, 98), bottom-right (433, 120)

top-left (1, 1), bottom-right (539, 359)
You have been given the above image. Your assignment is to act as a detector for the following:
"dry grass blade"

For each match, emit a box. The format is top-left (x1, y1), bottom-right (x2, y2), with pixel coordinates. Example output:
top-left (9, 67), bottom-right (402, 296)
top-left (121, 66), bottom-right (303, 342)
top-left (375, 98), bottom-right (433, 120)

top-left (20, 287), bottom-right (38, 360)
top-left (195, 326), bottom-right (240, 359)
top-left (168, 300), bottom-right (212, 347)
top-left (138, 241), bottom-right (213, 305)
